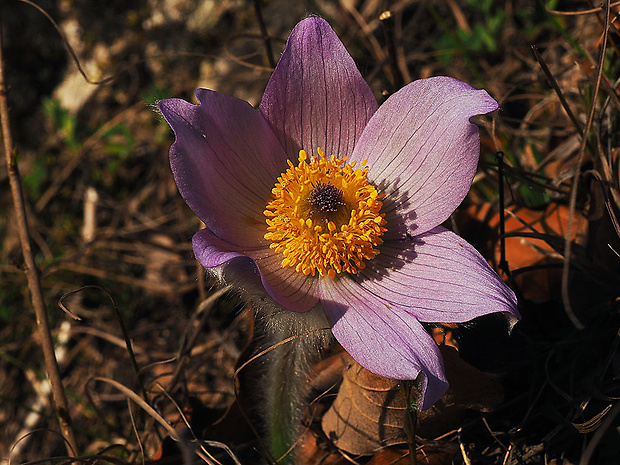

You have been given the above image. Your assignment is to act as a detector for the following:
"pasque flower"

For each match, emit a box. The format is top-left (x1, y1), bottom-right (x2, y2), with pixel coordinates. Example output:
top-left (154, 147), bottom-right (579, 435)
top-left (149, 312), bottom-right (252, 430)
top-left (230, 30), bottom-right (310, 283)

top-left (159, 17), bottom-right (519, 410)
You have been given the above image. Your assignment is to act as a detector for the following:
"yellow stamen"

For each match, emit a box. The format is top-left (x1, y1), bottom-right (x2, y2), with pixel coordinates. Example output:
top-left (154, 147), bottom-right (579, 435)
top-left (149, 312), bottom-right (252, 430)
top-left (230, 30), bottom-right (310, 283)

top-left (264, 148), bottom-right (387, 278)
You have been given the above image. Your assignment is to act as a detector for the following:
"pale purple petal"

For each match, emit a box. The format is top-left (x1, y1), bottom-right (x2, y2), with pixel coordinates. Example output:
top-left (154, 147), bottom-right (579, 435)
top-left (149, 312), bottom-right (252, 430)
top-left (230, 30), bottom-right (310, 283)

top-left (355, 226), bottom-right (520, 325)
top-left (352, 76), bottom-right (498, 238)
top-left (253, 251), bottom-right (321, 312)
top-left (193, 229), bottom-right (319, 312)
top-left (192, 228), bottom-right (251, 268)
top-left (159, 89), bottom-right (288, 247)
top-left (162, 16), bottom-right (515, 416)
top-left (259, 17), bottom-right (378, 160)
top-left (320, 276), bottom-right (449, 410)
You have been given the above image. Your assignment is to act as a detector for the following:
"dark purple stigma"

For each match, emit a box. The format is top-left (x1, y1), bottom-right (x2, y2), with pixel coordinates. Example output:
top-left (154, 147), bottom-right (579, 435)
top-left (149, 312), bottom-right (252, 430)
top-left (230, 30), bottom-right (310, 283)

top-left (308, 183), bottom-right (345, 215)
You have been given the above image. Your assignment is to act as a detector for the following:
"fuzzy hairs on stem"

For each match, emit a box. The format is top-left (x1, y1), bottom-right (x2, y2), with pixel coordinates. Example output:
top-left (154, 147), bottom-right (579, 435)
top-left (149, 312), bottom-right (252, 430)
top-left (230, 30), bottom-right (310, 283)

top-left (209, 259), bottom-right (333, 464)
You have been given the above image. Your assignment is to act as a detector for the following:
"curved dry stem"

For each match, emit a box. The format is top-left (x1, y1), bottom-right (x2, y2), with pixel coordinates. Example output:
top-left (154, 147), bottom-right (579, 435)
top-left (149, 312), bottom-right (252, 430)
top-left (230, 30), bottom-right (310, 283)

top-left (59, 285), bottom-right (148, 399)
top-left (0, 18), bottom-right (77, 457)
top-left (17, 0), bottom-right (115, 85)
top-left (95, 377), bottom-right (243, 465)
top-left (233, 326), bottom-right (330, 378)
top-left (546, 0), bottom-right (620, 16)
top-left (94, 377), bottom-right (178, 437)
top-left (579, 401), bottom-right (620, 465)
top-left (126, 399), bottom-right (146, 465)
top-left (164, 286), bottom-right (232, 393)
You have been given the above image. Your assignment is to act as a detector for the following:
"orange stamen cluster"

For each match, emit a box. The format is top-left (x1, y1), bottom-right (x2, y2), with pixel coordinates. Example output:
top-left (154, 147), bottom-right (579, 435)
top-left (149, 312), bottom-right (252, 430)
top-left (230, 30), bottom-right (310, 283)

top-left (264, 148), bottom-right (387, 278)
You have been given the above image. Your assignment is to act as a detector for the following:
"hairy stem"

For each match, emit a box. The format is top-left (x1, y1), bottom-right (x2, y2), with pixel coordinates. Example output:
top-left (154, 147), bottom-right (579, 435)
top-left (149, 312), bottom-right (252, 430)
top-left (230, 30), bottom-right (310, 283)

top-left (258, 305), bottom-right (331, 464)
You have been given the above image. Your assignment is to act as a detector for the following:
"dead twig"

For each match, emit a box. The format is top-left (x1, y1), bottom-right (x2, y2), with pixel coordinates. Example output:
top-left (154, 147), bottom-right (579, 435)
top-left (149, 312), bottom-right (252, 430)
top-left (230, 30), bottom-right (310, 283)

top-left (59, 285), bottom-right (148, 400)
top-left (252, 0), bottom-right (276, 69)
top-left (0, 19), bottom-right (77, 456)
top-left (531, 45), bottom-right (584, 139)
top-left (379, 11), bottom-right (405, 90)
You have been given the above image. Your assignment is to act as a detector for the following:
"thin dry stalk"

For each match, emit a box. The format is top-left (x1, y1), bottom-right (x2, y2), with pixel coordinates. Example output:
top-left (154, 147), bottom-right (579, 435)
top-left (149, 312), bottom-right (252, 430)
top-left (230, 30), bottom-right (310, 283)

top-left (252, 0), bottom-right (276, 69)
top-left (95, 378), bottom-right (242, 465)
top-left (17, 0), bottom-right (115, 86)
top-left (0, 20), bottom-right (77, 456)
top-left (531, 45), bottom-right (584, 139)
top-left (579, 401), bottom-right (620, 465)
top-left (59, 285), bottom-right (148, 399)
top-left (163, 286), bottom-right (231, 393)
top-left (379, 10), bottom-right (405, 89)
top-left (561, 0), bottom-right (611, 329)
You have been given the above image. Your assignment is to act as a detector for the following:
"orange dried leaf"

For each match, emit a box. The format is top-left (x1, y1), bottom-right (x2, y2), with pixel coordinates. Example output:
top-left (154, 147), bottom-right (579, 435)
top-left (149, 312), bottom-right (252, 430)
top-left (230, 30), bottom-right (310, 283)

top-left (463, 203), bottom-right (587, 301)
top-left (321, 346), bottom-right (504, 455)
top-left (321, 353), bottom-right (406, 455)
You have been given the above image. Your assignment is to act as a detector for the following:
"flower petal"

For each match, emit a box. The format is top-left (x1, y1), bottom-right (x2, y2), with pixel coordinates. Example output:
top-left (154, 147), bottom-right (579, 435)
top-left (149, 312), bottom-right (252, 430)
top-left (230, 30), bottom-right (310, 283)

top-left (193, 228), bottom-right (319, 312)
top-left (320, 276), bottom-right (449, 410)
top-left (159, 90), bottom-right (288, 246)
top-left (259, 17), bottom-right (377, 160)
top-left (352, 76), bottom-right (498, 237)
top-left (356, 226), bottom-right (520, 325)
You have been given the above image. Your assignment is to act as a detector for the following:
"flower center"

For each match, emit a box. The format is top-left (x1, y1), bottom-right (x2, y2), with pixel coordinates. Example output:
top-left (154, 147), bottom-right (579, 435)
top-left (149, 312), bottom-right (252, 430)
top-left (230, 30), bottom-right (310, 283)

top-left (264, 148), bottom-right (387, 278)
top-left (309, 182), bottom-right (345, 214)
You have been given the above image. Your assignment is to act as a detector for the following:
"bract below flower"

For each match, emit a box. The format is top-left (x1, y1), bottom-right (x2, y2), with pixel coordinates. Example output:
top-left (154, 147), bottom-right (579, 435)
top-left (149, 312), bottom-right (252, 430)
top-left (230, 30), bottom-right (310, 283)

top-left (159, 17), bottom-right (520, 410)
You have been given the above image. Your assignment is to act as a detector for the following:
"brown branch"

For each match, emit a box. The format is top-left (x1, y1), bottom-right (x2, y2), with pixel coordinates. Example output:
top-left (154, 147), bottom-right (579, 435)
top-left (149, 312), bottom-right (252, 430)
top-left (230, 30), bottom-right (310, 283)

top-left (0, 20), bottom-right (77, 455)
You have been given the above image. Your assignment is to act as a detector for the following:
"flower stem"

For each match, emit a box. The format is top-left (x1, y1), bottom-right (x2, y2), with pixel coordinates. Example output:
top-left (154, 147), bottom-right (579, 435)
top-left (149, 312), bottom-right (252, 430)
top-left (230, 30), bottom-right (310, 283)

top-left (258, 305), bottom-right (331, 463)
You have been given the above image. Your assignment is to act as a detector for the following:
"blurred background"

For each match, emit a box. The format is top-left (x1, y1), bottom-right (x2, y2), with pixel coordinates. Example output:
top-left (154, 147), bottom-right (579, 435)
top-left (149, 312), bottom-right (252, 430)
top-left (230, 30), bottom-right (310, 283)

top-left (1, 1), bottom-right (619, 464)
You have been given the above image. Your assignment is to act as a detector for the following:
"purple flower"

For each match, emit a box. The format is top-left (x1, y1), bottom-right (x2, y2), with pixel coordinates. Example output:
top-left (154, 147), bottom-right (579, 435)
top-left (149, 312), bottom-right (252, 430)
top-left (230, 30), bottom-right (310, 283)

top-left (159, 17), bottom-right (519, 410)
